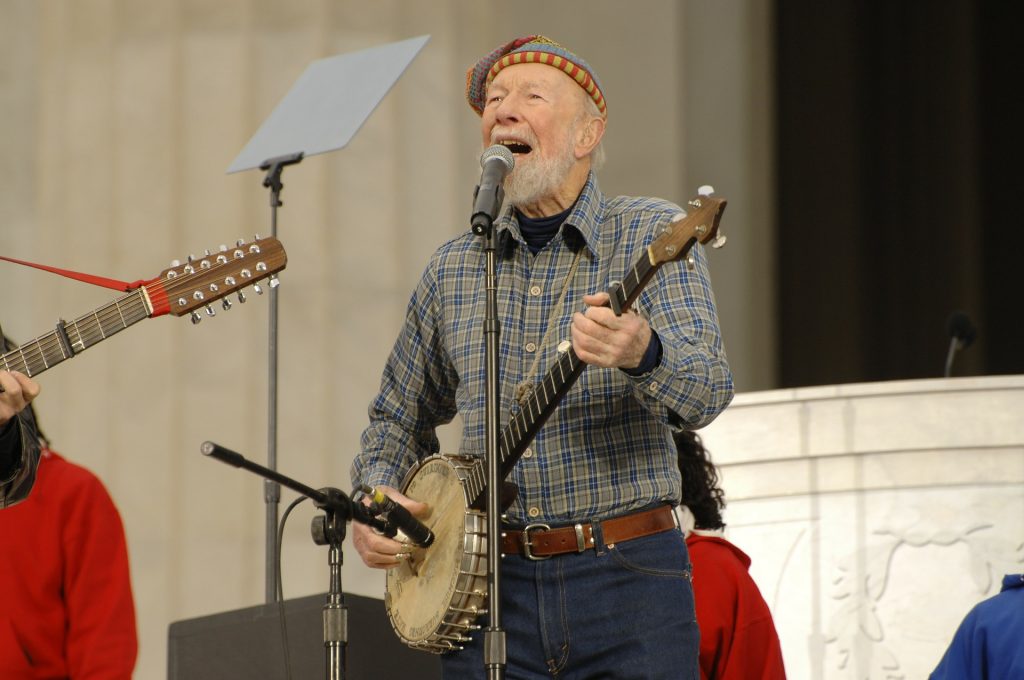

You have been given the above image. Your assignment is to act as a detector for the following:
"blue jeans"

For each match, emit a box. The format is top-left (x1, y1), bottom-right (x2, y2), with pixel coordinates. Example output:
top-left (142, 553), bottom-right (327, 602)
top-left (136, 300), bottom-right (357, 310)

top-left (441, 519), bottom-right (699, 679)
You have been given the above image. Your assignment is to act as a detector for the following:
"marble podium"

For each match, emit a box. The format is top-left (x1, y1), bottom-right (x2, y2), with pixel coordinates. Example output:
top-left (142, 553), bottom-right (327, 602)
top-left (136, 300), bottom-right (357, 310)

top-left (699, 375), bottom-right (1024, 679)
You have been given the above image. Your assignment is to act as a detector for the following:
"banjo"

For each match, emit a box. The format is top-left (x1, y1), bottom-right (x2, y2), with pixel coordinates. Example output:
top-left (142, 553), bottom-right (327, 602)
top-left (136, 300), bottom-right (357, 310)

top-left (384, 190), bottom-right (727, 653)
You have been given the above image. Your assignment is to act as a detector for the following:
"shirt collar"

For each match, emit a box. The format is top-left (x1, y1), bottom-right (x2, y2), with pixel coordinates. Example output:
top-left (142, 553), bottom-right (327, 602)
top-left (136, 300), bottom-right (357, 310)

top-left (1002, 573), bottom-right (1024, 592)
top-left (496, 172), bottom-right (604, 258)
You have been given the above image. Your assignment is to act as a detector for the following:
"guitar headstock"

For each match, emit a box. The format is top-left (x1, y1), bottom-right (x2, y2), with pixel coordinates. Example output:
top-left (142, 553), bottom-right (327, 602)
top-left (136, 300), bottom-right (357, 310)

top-left (146, 236), bottom-right (287, 322)
top-left (648, 186), bottom-right (727, 267)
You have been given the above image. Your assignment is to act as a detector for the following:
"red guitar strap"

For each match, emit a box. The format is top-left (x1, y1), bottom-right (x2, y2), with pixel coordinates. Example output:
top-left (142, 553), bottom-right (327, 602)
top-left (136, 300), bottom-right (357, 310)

top-left (0, 255), bottom-right (148, 292)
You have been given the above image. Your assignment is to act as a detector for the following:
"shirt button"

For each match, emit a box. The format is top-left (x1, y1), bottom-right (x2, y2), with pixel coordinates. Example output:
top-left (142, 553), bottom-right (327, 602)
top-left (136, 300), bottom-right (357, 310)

top-left (523, 448), bottom-right (534, 458)
top-left (648, 381), bottom-right (659, 393)
top-left (528, 506), bottom-right (541, 518)
top-left (529, 285), bottom-right (542, 296)
top-left (525, 342), bottom-right (537, 353)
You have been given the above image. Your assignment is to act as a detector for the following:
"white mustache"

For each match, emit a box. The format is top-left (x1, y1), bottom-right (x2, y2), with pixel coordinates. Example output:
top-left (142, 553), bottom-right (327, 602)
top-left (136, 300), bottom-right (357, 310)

top-left (489, 130), bottom-right (538, 148)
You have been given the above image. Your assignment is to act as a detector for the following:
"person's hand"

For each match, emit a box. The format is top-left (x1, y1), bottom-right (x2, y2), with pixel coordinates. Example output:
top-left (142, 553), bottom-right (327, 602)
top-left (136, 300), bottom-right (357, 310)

top-left (351, 485), bottom-right (430, 569)
top-left (571, 292), bottom-right (652, 369)
top-left (0, 371), bottom-right (40, 427)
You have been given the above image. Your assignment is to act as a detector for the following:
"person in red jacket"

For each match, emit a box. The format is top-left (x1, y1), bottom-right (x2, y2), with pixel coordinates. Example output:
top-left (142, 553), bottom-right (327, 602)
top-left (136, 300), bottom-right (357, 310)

top-left (676, 430), bottom-right (787, 679)
top-left (0, 342), bottom-right (137, 679)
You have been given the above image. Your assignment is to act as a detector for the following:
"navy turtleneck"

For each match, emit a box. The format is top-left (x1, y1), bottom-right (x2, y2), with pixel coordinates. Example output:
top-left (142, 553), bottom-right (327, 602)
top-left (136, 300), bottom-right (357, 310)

top-left (515, 207), bottom-right (571, 254)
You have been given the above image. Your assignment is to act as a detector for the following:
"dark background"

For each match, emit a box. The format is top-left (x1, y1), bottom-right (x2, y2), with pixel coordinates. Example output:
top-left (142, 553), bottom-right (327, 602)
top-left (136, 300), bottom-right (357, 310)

top-left (775, 2), bottom-right (1021, 387)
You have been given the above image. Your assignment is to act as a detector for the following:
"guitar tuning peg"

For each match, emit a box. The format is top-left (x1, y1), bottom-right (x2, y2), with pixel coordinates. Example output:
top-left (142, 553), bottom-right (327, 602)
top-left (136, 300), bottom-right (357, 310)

top-left (253, 282), bottom-right (264, 295)
top-left (187, 254), bottom-right (196, 263)
top-left (711, 234), bottom-right (728, 249)
top-left (219, 244), bottom-right (228, 252)
top-left (269, 274), bottom-right (280, 289)
top-left (236, 238), bottom-right (245, 247)
top-left (686, 254), bottom-right (696, 271)
top-left (698, 184), bottom-right (715, 196)
top-left (189, 311), bottom-right (202, 325)
top-left (253, 233), bottom-right (261, 241)
top-left (170, 259), bottom-right (181, 268)
top-left (205, 304), bottom-right (216, 317)
top-left (237, 290), bottom-right (247, 304)
top-left (204, 248), bottom-right (212, 256)
top-left (221, 297), bottom-right (232, 311)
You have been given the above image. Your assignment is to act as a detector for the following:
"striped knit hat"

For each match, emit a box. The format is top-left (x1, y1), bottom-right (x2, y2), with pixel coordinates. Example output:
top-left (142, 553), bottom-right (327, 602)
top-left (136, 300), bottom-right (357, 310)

top-left (466, 35), bottom-right (607, 118)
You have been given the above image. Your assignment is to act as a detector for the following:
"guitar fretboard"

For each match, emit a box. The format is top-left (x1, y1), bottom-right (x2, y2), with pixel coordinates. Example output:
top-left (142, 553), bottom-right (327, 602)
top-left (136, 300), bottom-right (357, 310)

top-left (1, 288), bottom-right (151, 378)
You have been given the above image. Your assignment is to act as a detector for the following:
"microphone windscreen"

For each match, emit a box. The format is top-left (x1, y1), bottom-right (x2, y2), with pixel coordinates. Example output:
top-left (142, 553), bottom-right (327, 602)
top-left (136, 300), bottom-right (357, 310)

top-left (946, 311), bottom-right (977, 347)
top-left (480, 144), bottom-right (514, 170)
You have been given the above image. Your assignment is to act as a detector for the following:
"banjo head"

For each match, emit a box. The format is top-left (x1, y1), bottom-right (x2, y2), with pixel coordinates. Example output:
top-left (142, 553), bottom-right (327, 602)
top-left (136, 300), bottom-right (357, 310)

top-left (385, 456), bottom-right (487, 650)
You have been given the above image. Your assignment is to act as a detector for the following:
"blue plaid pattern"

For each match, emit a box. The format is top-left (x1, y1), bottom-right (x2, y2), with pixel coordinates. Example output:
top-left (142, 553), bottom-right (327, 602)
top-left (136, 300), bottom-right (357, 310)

top-left (352, 174), bottom-right (733, 525)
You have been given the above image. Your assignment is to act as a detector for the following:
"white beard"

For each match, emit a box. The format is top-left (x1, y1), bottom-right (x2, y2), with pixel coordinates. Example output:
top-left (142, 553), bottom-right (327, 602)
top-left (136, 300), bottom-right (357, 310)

top-left (503, 135), bottom-right (577, 208)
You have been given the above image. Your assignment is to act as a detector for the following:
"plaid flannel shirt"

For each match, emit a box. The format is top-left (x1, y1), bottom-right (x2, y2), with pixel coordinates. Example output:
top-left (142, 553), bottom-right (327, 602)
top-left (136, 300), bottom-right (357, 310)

top-left (353, 173), bottom-right (733, 525)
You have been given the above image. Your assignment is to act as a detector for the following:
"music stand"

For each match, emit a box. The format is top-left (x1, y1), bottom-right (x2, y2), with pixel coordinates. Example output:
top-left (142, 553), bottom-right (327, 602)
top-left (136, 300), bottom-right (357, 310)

top-left (223, 34), bottom-right (429, 605)
top-left (227, 35), bottom-right (430, 174)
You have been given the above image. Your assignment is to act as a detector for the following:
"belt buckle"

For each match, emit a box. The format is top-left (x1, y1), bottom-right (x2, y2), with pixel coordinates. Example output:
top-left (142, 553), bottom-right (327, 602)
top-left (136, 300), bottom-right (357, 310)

top-left (522, 523), bottom-right (552, 561)
top-left (573, 523), bottom-right (587, 552)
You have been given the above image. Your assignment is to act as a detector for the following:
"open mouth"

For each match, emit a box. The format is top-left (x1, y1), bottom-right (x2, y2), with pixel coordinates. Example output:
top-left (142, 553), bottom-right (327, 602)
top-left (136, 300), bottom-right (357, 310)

top-left (498, 140), bottom-right (532, 155)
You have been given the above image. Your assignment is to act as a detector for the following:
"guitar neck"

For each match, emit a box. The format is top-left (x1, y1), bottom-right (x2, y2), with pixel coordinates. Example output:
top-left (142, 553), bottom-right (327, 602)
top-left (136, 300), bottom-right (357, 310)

top-left (0, 288), bottom-right (152, 379)
top-left (466, 249), bottom-right (665, 509)
top-left (1, 236), bottom-right (288, 379)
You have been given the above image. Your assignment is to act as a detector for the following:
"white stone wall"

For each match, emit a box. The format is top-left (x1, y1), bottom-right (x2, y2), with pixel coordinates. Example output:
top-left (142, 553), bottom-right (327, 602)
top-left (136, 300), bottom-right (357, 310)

top-left (700, 375), bottom-right (1024, 679)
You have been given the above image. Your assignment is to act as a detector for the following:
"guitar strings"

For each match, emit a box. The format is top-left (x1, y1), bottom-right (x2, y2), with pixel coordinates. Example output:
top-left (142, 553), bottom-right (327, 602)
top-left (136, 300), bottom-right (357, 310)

top-left (0, 293), bottom-right (150, 375)
top-left (2, 241), bottom-right (283, 376)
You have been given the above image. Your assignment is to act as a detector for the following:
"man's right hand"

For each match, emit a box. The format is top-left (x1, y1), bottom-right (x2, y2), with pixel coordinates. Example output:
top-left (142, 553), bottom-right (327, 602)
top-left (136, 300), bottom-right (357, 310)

top-left (351, 485), bottom-right (430, 569)
top-left (0, 371), bottom-right (39, 427)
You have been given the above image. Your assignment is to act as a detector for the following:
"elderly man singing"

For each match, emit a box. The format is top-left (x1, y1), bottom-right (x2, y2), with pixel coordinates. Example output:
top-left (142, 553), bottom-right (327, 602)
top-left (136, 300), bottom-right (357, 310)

top-left (352, 35), bottom-right (733, 678)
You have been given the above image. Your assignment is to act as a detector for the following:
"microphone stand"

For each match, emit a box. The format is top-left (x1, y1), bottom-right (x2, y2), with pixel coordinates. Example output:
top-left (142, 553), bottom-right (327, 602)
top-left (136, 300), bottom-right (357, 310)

top-left (943, 336), bottom-right (960, 378)
top-left (200, 441), bottom-right (385, 680)
top-left (258, 151), bottom-right (304, 604)
top-left (471, 185), bottom-right (507, 679)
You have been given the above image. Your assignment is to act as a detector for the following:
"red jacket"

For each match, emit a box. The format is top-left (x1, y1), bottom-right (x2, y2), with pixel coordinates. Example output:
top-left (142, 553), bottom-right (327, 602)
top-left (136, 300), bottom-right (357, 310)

top-left (0, 450), bottom-right (137, 679)
top-left (687, 533), bottom-right (786, 679)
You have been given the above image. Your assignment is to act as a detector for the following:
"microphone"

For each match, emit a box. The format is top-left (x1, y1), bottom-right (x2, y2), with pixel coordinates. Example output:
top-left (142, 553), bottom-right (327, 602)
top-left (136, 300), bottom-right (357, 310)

top-left (365, 486), bottom-right (435, 548)
top-left (471, 144), bottom-right (515, 235)
top-left (200, 440), bottom-right (246, 467)
top-left (943, 310), bottom-right (976, 377)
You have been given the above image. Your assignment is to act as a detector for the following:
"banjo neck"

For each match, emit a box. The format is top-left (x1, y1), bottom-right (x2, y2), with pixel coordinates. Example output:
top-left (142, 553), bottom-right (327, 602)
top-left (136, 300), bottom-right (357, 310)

top-left (465, 192), bottom-right (727, 511)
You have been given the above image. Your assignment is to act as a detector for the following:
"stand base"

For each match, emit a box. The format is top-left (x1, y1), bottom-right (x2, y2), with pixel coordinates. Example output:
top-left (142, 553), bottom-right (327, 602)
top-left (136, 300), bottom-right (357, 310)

top-left (168, 592), bottom-right (440, 679)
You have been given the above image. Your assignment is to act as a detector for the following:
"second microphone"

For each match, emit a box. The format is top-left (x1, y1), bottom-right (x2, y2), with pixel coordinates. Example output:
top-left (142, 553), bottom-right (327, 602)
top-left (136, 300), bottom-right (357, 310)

top-left (364, 486), bottom-right (435, 549)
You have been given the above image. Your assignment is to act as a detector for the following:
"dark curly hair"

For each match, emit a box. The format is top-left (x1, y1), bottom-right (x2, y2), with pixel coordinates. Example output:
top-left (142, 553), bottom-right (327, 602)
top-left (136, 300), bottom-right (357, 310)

top-left (674, 430), bottom-right (725, 531)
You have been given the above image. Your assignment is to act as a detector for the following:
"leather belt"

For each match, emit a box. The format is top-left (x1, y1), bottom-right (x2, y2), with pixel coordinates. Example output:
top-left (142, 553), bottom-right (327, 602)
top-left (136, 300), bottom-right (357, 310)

top-left (501, 505), bottom-right (676, 560)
